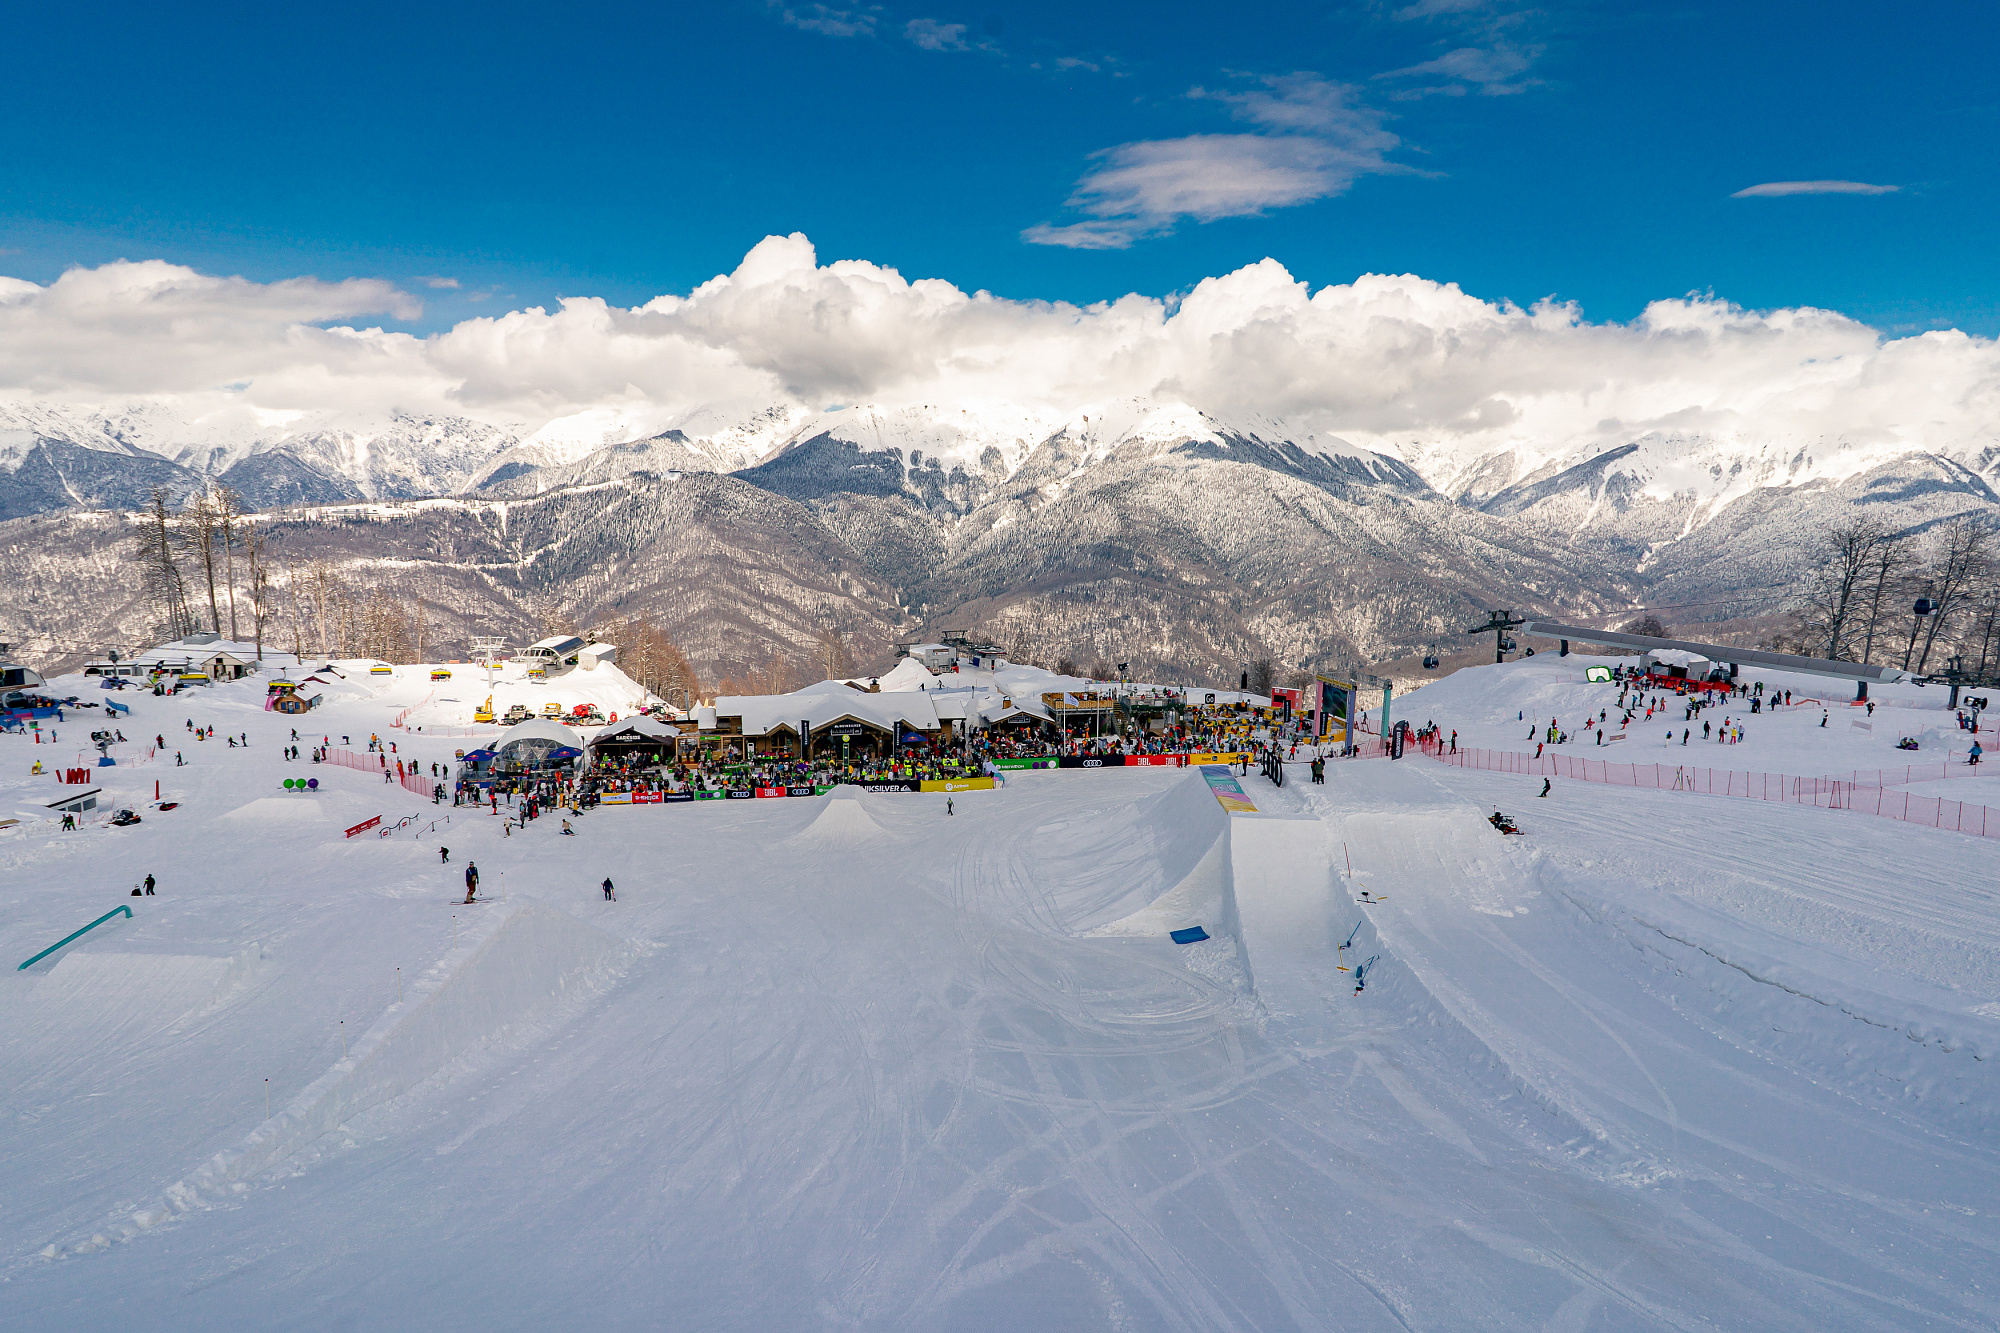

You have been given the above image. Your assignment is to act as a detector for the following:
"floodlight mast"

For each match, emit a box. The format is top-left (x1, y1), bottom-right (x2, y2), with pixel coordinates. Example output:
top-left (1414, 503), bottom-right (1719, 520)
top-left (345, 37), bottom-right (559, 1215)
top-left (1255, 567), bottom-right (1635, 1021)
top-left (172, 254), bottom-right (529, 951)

top-left (1464, 610), bottom-right (1528, 665)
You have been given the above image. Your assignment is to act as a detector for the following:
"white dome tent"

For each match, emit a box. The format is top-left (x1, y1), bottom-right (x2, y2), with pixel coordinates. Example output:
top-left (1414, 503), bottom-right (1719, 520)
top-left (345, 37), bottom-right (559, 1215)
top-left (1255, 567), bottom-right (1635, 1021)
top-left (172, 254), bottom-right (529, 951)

top-left (490, 718), bottom-right (588, 773)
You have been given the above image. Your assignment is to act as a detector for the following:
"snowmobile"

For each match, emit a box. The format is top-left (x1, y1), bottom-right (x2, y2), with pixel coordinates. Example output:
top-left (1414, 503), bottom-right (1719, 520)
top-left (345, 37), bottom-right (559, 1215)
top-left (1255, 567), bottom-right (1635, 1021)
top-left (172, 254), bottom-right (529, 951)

top-left (108, 808), bottom-right (142, 827)
top-left (1488, 810), bottom-right (1523, 835)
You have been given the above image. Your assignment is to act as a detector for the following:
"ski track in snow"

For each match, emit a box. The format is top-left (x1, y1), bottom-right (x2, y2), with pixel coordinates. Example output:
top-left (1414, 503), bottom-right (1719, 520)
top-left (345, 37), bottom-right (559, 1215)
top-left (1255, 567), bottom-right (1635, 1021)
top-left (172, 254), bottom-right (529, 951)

top-left (2, 659), bottom-right (1998, 1329)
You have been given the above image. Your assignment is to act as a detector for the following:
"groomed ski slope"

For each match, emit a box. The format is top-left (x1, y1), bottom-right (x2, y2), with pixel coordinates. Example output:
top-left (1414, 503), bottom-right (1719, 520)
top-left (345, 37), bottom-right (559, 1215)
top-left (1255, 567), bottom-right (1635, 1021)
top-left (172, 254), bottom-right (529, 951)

top-left (3, 658), bottom-right (1998, 1329)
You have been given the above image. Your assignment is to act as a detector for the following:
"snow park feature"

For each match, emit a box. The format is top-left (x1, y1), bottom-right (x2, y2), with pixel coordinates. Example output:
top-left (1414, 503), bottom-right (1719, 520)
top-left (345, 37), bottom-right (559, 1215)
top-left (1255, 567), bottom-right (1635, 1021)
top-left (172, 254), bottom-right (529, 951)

top-left (4, 650), bottom-right (2000, 1329)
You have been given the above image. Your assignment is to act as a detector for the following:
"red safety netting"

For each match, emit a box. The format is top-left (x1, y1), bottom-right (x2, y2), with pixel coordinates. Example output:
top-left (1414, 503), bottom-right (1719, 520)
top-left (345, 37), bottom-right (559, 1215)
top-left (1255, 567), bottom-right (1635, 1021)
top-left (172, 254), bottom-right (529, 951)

top-left (1428, 745), bottom-right (1999, 838)
top-left (321, 748), bottom-right (433, 797)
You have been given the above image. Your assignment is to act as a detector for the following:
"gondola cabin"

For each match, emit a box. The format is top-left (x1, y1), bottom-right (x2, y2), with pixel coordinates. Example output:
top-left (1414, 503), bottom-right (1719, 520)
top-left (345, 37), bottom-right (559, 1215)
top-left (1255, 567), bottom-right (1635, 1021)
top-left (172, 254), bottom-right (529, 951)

top-left (370, 663), bottom-right (394, 677)
top-left (430, 668), bottom-right (452, 681)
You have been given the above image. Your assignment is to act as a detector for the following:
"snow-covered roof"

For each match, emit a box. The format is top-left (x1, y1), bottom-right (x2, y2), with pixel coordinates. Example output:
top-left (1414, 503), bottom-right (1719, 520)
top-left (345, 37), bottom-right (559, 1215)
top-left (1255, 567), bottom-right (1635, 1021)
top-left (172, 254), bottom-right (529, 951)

top-left (494, 718), bottom-right (586, 751)
top-left (128, 636), bottom-right (265, 667)
top-left (592, 715), bottom-right (680, 744)
top-left (715, 688), bottom-right (941, 736)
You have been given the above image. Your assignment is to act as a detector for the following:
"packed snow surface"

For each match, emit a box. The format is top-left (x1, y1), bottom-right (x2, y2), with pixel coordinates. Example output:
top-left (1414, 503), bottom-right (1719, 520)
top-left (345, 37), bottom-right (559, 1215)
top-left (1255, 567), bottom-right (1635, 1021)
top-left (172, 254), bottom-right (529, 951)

top-left (2, 655), bottom-right (1997, 1329)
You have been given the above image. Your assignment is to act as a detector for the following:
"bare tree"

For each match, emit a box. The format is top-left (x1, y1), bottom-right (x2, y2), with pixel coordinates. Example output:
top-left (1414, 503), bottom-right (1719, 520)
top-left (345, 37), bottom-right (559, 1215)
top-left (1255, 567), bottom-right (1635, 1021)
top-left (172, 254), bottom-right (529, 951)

top-left (138, 487), bottom-right (194, 640)
top-left (245, 525), bottom-right (270, 660)
top-left (817, 624), bottom-right (856, 680)
top-left (215, 485), bottom-right (246, 640)
top-left (285, 553), bottom-right (306, 660)
top-left (1621, 614), bottom-right (1668, 638)
top-left (1857, 531), bottom-right (1917, 664)
top-left (1790, 518), bottom-right (1887, 661)
top-left (1963, 590), bottom-right (2000, 681)
top-left (1913, 519), bottom-right (1993, 673)
top-left (308, 557), bottom-right (340, 657)
top-left (181, 487), bottom-right (223, 633)
top-left (595, 614), bottom-right (701, 703)
top-left (1247, 657), bottom-right (1275, 695)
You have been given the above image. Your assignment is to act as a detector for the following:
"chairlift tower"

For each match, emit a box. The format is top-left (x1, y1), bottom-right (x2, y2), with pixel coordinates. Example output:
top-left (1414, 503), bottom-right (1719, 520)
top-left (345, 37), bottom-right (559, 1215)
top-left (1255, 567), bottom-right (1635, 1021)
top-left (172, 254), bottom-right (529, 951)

top-left (1464, 609), bottom-right (1529, 665)
top-left (470, 635), bottom-right (508, 691)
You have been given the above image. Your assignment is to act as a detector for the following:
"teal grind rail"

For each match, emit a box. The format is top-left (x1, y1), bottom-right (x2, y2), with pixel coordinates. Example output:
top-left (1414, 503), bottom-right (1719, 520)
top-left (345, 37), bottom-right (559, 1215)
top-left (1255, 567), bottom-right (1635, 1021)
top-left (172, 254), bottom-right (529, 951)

top-left (18, 905), bottom-right (133, 970)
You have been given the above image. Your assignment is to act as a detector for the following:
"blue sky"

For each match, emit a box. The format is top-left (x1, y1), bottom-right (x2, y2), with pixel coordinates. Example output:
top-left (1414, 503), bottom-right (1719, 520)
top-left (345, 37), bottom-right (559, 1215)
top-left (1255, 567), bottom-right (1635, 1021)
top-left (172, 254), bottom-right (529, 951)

top-left (3, 0), bottom-right (1994, 335)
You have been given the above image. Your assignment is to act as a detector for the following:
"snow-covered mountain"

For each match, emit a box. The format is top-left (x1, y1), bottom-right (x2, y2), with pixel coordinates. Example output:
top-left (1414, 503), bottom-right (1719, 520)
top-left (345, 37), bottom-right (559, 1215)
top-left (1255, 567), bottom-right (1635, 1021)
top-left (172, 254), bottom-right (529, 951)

top-left (0, 400), bottom-right (525, 510)
top-left (4, 391), bottom-right (1996, 683)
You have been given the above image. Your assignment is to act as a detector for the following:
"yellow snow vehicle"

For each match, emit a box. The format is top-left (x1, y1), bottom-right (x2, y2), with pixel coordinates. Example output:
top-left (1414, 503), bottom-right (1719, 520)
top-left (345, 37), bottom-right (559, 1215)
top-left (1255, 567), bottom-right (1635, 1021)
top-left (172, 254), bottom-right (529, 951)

top-left (473, 696), bottom-right (496, 724)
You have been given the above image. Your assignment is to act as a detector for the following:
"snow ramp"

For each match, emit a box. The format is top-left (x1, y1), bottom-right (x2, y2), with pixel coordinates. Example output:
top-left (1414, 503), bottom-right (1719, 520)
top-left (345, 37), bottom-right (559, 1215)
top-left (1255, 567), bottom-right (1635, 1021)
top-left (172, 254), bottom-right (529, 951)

top-left (788, 785), bottom-right (885, 848)
top-left (50, 903), bottom-right (629, 1257)
top-left (1073, 771), bottom-right (1234, 938)
top-left (9, 950), bottom-right (259, 1080)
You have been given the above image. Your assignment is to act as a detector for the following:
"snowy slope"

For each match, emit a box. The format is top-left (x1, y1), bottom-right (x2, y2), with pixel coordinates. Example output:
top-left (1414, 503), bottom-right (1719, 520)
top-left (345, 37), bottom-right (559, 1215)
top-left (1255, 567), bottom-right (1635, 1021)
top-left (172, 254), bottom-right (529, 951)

top-left (5, 658), bottom-right (2000, 1329)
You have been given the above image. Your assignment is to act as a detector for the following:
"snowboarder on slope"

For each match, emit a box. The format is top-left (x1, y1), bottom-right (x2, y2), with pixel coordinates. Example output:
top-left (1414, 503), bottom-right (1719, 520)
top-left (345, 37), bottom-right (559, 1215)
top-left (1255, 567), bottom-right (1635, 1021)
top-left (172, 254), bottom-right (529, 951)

top-left (1539, 779), bottom-right (1551, 798)
top-left (464, 862), bottom-right (479, 904)
top-left (439, 846), bottom-right (450, 864)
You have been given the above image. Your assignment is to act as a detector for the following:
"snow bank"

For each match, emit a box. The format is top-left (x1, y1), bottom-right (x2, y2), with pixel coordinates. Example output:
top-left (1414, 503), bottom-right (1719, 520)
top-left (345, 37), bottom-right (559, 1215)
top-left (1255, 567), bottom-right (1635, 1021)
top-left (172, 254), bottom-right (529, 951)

top-left (55, 904), bottom-right (628, 1256)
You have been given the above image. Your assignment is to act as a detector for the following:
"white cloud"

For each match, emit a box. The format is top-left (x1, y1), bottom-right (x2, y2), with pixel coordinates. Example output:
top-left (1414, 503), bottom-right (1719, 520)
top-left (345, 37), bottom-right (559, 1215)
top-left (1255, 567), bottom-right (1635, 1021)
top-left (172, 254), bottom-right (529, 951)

top-left (2, 236), bottom-right (1995, 488)
top-left (1376, 45), bottom-right (1535, 95)
top-left (1732, 180), bottom-right (1900, 198)
top-left (903, 18), bottom-right (967, 50)
top-left (772, 3), bottom-right (879, 38)
top-left (421, 276), bottom-right (462, 289)
top-left (1027, 77), bottom-right (1402, 248)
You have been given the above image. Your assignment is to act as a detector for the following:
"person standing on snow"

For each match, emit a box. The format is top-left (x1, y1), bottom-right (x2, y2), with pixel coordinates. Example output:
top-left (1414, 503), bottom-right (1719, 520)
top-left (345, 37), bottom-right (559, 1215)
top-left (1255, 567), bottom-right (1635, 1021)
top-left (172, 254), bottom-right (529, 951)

top-left (602, 877), bottom-right (615, 901)
top-left (947, 797), bottom-right (954, 816)
top-left (464, 862), bottom-right (479, 904)
top-left (143, 873), bottom-right (156, 895)
top-left (439, 846), bottom-right (450, 864)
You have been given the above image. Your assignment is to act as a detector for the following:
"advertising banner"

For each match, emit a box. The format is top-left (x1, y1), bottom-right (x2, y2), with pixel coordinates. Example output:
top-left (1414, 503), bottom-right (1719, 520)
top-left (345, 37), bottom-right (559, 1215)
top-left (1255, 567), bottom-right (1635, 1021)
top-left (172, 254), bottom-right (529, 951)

top-left (664, 792), bottom-right (695, 803)
top-left (725, 789), bottom-right (754, 799)
top-left (786, 785), bottom-right (816, 797)
top-left (1186, 752), bottom-right (1250, 765)
top-left (1315, 677), bottom-right (1353, 742)
top-left (991, 757), bottom-right (1058, 770)
top-left (1057, 756), bottom-right (1111, 769)
top-left (754, 787), bottom-right (787, 798)
top-left (1122, 755), bottom-right (1182, 767)
top-left (599, 792), bottom-right (632, 805)
top-left (858, 780), bottom-right (922, 793)
top-left (344, 815), bottom-right (382, 838)
top-left (1197, 765), bottom-right (1260, 814)
top-left (693, 791), bottom-right (725, 801)
top-left (633, 791), bottom-right (664, 804)
top-left (918, 777), bottom-right (996, 793)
